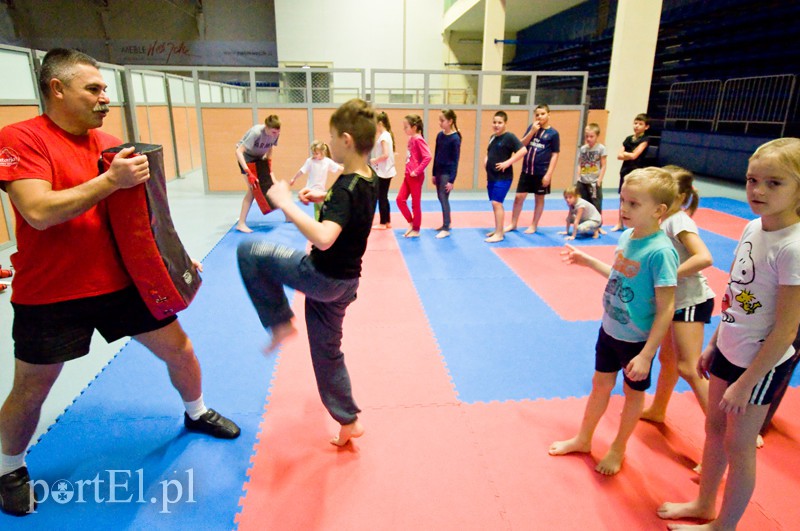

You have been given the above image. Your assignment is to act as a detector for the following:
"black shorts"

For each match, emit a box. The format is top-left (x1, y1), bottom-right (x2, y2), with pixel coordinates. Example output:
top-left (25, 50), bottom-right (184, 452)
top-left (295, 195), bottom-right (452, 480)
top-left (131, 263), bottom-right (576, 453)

top-left (12, 285), bottom-right (177, 365)
top-left (709, 344), bottom-right (795, 405)
top-left (594, 326), bottom-right (652, 391)
top-left (517, 172), bottom-right (550, 195)
top-left (674, 297), bottom-right (714, 323)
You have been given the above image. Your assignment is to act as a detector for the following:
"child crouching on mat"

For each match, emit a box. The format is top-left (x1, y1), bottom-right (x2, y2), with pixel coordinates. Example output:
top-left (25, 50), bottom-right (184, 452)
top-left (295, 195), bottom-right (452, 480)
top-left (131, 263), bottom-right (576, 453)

top-left (559, 186), bottom-right (602, 240)
top-left (658, 138), bottom-right (800, 530)
top-left (549, 167), bottom-right (678, 475)
top-left (237, 98), bottom-right (378, 446)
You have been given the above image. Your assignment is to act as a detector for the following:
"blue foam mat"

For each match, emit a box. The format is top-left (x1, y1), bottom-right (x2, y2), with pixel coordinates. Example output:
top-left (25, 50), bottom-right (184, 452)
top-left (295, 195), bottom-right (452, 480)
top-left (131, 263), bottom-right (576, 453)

top-left (3, 209), bottom-right (305, 529)
top-left (400, 197), bottom-right (791, 403)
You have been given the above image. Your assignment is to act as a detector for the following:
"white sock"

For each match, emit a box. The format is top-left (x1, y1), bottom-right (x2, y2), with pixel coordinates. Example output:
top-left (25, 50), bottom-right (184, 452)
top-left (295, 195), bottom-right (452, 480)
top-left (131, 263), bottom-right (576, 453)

top-left (1, 451), bottom-right (26, 476)
top-left (183, 395), bottom-right (208, 421)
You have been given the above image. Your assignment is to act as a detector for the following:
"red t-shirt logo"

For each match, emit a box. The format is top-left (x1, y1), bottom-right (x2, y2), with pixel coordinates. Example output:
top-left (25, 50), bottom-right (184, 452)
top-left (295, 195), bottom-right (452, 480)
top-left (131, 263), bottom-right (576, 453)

top-left (0, 146), bottom-right (20, 168)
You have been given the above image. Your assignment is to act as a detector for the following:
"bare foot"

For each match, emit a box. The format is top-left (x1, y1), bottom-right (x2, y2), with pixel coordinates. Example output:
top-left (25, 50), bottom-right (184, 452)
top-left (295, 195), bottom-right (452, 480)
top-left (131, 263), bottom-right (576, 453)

top-left (592, 231), bottom-right (600, 239)
top-left (405, 230), bottom-right (420, 238)
top-left (330, 420), bottom-right (365, 446)
top-left (523, 225), bottom-right (537, 234)
top-left (611, 224), bottom-right (624, 232)
top-left (404, 226), bottom-right (413, 236)
top-left (756, 434), bottom-right (764, 448)
top-left (640, 407), bottom-right (666, 423)
top-left (595, 447), bottom-right (624, 475)
top-left (548, 436), bottom-right (591, 456)
top-left (264, 321), bottom-right (297, 354)
top-left (486, 230), bottom-right (496, 237)
top-left (436, 230), bottom-right (450, 239)
top-left (372, 224), bottom-right (387, 230)
top-left (484, 234), bottom-right (504, 243)
top-left (657, 500), bottom-right (715, 521)
top-left (599, 227), bottom-right (607, 235)
top-left (236, 224), bottom-right (253, 233)
top-left (503, 224), bottom-right (517, 233)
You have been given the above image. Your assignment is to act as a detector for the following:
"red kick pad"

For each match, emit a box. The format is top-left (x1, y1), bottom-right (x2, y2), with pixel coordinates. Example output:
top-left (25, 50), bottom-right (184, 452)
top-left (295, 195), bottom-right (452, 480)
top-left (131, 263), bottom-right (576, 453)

top-left (247, 159), bottom-right (274, 214)
top-left (498, 246), bottom-right (730, 321)
top-left (103, 143), bottom-right (201, 318)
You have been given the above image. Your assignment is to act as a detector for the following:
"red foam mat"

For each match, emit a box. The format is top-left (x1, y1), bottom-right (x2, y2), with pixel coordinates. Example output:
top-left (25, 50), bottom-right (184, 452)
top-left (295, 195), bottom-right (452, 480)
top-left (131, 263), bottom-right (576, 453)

top-left (236, 222), bottom-right (800, 531)
top-left (377, 210), bottom-right (619, 230)
top-left (693, 207), bottom-right (750, 240)
top-left (497, 246), bottom-right (732, 321)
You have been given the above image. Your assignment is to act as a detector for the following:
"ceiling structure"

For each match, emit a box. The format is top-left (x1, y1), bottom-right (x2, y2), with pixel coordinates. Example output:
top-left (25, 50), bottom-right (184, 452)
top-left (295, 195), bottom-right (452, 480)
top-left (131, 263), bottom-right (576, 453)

top-left (444, 0), bottom-right (588, 34)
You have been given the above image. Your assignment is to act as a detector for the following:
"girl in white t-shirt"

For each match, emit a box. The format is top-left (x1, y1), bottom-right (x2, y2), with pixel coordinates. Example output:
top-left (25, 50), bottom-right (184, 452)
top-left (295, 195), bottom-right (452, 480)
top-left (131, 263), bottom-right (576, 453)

top-left (659, 138), bottom-right (800, 530)
top-left (291, 141), bottom-right (343, 219)
top-left (369, 112), bottom-right (397, 229)
top-left (642, 166), bottom-right (715, 423)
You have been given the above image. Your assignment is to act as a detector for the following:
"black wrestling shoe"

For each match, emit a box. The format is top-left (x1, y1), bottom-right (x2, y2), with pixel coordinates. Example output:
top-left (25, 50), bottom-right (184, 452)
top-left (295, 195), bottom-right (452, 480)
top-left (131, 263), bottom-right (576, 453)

top-left (184, 409), bottom-right (241, 439)
top-left (0, 466), bottom-right (35, 516)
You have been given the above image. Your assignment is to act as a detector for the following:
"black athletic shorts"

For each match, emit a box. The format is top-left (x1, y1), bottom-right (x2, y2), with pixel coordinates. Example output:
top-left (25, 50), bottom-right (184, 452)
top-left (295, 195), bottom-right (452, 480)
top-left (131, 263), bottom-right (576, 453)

top-left (709, 344), bottom-right (795, 405)
top-left (517, 172), bottom-right (550, 195)
top-left (595, 325), bottom-right (652, 391)
top-left (12, 285), bottom-right (177, 364)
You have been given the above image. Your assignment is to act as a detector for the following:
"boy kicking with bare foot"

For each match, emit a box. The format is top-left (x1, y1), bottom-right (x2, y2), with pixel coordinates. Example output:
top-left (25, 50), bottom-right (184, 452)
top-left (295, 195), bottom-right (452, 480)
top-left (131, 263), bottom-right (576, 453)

top-left (549, 168), bottom-right (678, 475)
top-left (238, 99), bottom-right (378, 446)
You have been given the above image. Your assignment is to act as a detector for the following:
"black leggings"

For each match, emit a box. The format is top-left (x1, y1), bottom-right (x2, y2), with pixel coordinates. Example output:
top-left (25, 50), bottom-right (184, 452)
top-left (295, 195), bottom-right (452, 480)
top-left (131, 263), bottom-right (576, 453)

top-left (434, 174), bottom-right (452, 230)
top-left (377, 177), bottom-right (392, 224)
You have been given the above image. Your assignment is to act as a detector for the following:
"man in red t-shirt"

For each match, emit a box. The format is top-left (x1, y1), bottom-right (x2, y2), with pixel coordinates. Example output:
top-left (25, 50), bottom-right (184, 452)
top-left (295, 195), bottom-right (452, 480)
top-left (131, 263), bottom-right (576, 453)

top-left (0, 49), bottom-right (240, 517)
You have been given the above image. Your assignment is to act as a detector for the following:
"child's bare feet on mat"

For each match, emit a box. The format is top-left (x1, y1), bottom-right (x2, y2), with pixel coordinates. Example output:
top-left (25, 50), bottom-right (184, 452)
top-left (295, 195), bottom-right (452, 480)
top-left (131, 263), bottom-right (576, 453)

top-left (523, 225), bottom-right (537, 234)
top-left (330, 420), bottom-right (365, 446)
top-left (640, 407), bottom-right (666, 423)
top-left (548, 436), bottom-right (590, 456)
top-left (236, 224), bottom-right (253, 233)
top-left (503, 224), bottom-right (517, 233)
top-left (657, 500), bottom-right (715, 522)
top-left (264, 321), bottom-right (297, 354)
top-left (595, 447), bottom-right (624, 475)
top-left (484, 234), bottom-right (504, 243)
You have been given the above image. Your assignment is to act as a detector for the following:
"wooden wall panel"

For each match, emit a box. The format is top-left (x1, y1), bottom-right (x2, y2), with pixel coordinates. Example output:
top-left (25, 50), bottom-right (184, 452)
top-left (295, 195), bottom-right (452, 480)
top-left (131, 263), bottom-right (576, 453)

top-left (548, 109), bottom-right (581, 190)
top-left (311, 108), bottom-right (337, 191)
top-left (136, 107), bottom-right (151, 144)
top-left (0, 198), bottom-right (10, 245)
top-left (99, 105), bottom-right (127, 142)
top-left (187, 106), bottom-right (201, 170)
top-left (260, 108), bottom-right (310, 185)
top-left (0, 105), bottom-right (39, 129)
top-left (171, 106), bottom-right (193, 176)
top-left (147, 106), bottom-right (177, 181)
top-left (202, 108), bottom-right (253, 192)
